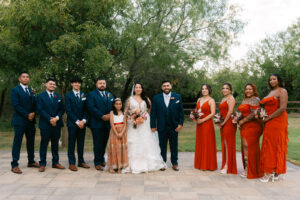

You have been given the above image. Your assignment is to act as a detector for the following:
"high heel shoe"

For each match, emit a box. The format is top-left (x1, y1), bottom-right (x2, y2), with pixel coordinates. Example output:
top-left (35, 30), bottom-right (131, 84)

top-left (220, 168), bottom-right (227, 174)
top-left (240, 170), bottom-right (247, 178)
top-left (259, 173), bottom-right (275, 183)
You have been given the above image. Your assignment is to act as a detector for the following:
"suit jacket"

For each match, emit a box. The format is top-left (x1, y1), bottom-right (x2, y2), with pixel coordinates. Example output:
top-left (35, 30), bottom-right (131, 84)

top-left (150, 92), bottom-right (184, 132)
top-left (11, 85), bottom-right (36, 126)
top-left (37, 91), bottom-right (64, 129)
top-left (87, 89), bottom-right (114, 129)
top-left (65, 91), bottom-right (87, 127)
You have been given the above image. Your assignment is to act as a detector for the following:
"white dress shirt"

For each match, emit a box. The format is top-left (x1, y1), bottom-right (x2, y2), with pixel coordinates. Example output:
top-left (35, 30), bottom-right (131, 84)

top-left (163, 92), bottom-right (171, 107)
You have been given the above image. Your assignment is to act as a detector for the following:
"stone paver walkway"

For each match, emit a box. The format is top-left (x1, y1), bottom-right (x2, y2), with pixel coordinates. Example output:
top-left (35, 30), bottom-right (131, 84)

top-left (0, 151), bottom-right (299, 200)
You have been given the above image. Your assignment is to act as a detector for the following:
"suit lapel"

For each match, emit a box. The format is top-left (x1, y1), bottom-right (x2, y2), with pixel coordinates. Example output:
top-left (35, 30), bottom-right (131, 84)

top-left (18, 85), bottom-right (29, 97)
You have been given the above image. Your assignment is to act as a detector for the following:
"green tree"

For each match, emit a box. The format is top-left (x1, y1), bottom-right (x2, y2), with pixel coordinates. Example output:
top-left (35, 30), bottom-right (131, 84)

top-left (242, 19), bottom-right (300, 100)
top-left (108, 0), bottom-right (244, 99)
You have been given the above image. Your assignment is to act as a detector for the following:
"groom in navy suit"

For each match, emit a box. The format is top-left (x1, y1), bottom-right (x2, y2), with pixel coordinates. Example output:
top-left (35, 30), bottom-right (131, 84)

top-left (10, 72), bottom-right (39, 174)
top-left (37, 78), bottom-right (65, 172)
top-left (65, 77), bottom-right (90, 171)
top-left (150, 80), bottom-right (184, 171)
top-left (87, 77), bottom-right (114, 170)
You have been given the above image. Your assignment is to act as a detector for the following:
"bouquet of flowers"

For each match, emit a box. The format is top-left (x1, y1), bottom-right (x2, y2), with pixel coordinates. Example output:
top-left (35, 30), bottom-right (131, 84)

top-left (214, 113), bottom-right (224, 124)
top-left (255, 107), bottom-right (268, 120)
top-left (232, 111), bottom-right (243, 124)
top-left (189, 108), bottom-right (204, 120)
top-left (126, 108), bottom-right (147, 129)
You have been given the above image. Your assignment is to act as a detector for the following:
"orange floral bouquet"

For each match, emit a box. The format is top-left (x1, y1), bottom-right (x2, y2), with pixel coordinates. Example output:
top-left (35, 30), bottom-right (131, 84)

top-left (126, 108), bottom-right (147, 129)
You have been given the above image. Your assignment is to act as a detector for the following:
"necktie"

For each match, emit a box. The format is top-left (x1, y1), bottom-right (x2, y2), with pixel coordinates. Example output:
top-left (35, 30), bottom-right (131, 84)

top-left (25, 87), bottom-right (30, 96)
top-left (76, 93), bottom-right (80, 102)
top-left (102, 91), bottom-right (106, 99)
top-left (50, 94), bottom-right (54, 103)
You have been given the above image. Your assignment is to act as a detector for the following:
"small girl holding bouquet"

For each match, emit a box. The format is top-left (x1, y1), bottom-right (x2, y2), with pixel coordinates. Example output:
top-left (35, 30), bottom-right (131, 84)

top-left (107, 98), bottom-right (129, 173)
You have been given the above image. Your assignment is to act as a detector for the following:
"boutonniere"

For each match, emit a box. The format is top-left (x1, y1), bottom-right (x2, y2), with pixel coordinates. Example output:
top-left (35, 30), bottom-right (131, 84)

top-left (170, 97), bottom-right (175, 100)
top-left (54, 95), bottom-right (58, 99)
top-left (81, 93), bottom-right (85, 98)
top-left (107, 93), bottom-right (111, 98)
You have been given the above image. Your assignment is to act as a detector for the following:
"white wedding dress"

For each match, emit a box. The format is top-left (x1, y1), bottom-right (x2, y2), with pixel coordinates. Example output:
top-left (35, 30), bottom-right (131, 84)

top-left (123, 97), bottom-right (166, 174)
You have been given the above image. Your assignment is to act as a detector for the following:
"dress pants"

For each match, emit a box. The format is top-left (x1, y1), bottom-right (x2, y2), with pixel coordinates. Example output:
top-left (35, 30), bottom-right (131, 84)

top-left (67, 127), bottom-right (86, 165)
top-left (39, 126), bottom-right (61, 166)
top-left (91, 126), bottom-right (109, 166)
top-left (11, 124), bottom-right (36, 168)
top-left (158, 126), bottom-right (178, 165)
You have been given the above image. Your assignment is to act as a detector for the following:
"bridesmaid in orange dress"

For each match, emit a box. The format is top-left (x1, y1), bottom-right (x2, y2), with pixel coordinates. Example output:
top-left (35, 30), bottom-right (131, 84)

top-left (237, 83), bottom-right (263, 179)
top-left (194, 84), bottom-right (218, 171)
top-left (218, 83), bottom-right (237, 174)
top-left (259, 74), bottom-right (288, 182)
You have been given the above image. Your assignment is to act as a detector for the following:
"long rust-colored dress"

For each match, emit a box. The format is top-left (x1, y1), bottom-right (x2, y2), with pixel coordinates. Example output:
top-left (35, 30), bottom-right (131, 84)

top-left (238, 104), bottom-right (263, 178)
top-left (260, 97), bottom-right (289, 175)
top-left (107, 114), bottom-right (129, 171)
top-left (194, 100), bottom-right (218, 171)
top-left (219, 101), bottom-right (237, 174)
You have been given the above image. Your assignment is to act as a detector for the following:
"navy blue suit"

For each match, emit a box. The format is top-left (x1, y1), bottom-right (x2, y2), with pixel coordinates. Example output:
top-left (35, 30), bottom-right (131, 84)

top-left (37, 91), bottom-right (64, 166)
top-left (150, 92), bottom-right (184, 165)
top-left (87, 89), bottom-right (114, 166)
top-left (10, 84), bottom-right (37, 168)
top-left (65, 91), bottom-right (87, 165)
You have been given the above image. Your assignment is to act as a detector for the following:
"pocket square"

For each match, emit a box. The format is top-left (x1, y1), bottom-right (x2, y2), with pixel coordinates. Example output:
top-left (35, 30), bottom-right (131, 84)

top-left (58, 100), bottom-right (61, 102)
top-left (82, 97), bottom-right (86, 101)
top-left (176, 100), bottom-right (180, 103)
top-left (111, 99), bottom-right (113, 101)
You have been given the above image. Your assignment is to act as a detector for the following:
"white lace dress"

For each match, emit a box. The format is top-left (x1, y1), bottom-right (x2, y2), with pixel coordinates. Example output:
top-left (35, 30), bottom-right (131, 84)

top-left (123, 97), bottom-right (166, 174)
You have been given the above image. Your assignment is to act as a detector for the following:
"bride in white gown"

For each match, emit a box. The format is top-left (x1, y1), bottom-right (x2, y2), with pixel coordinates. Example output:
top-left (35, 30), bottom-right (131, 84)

top-left (123, 83), bottom-right (166, 174)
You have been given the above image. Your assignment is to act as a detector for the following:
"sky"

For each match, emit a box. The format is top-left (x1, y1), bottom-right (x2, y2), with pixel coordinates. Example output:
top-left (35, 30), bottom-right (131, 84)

top-left (228, 0), bottom-right (300, 61)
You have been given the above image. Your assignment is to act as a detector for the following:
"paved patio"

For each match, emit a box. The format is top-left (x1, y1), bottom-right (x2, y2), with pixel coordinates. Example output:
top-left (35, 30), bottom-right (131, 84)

top-left (0, 151), bottom-right (299, 200)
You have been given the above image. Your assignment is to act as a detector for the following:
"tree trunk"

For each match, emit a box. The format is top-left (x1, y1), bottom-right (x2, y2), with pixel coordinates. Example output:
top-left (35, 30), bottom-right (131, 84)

top-left (0, 88), bottom-right (7, 117)
top-left (121, 76), bottom-right (133, 101)
top-left (58, 85), bottom-right (68, 148)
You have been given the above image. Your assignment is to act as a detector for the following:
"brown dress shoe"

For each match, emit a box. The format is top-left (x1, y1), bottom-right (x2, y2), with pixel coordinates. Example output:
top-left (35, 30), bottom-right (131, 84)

top-left (101, 162), bottom-right (106, 167)
top-left (28, 162), bottom-right (40, 168)
top-left (69, 164), bottom-right (78, 171)
top-left (11, 167), bottom-right (22, 174)
top-left (95, 165), bottom-right (104, 171)
top-left (39, 166), bottom-right (46, 172)
top-left (52, 164), bottom-right (66, 169)
top-left (172, 165), bottom-right (179, 171)
top-left (78, 163), bottom-right (90, 169)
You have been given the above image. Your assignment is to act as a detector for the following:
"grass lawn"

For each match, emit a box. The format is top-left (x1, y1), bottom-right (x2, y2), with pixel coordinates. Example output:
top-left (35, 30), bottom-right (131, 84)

top-left (0, 113), bottom-right (299, 164)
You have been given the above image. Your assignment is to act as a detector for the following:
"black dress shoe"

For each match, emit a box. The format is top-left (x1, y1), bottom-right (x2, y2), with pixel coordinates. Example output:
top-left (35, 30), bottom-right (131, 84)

top-left (28, 162), bottom-right (40, 168)
top-left (101, 162), bottom-right (106, 167)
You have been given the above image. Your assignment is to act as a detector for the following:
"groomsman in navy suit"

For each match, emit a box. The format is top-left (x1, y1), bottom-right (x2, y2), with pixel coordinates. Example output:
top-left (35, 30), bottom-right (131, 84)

top-left (10, 72), bottom-right (39, 174)
top-left (150, 80), bottom-right (184, 171)
top-left (37, 78), bottom-right (65, 172)
top-left (65, 77), bottom-right (90, 171)
top-left (87, 77), bottom-right (114, 171)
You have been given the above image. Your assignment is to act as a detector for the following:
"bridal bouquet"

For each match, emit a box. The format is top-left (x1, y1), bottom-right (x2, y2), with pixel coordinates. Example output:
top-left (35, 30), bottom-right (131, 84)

top-left (254, 107), bottom-right (268, 120)
top-left (189, 108), bottom-right (204, 120)
top-left (232, 111), bottom-right (243, 124)
top-left (126, 108), bottom-right (147, 129)
top-left (214, 113), bottom-right (224, 124)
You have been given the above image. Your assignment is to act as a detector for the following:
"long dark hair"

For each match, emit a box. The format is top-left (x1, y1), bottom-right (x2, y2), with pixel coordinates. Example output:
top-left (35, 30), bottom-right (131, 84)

top-left (198, 84), bottom-right (212, 97)
top-left (268, 73), bottom-right (284, 89)
top-left (133, 82), bottom-right (150, 109)
top-left (112, 98), bottom-right (123, 115)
